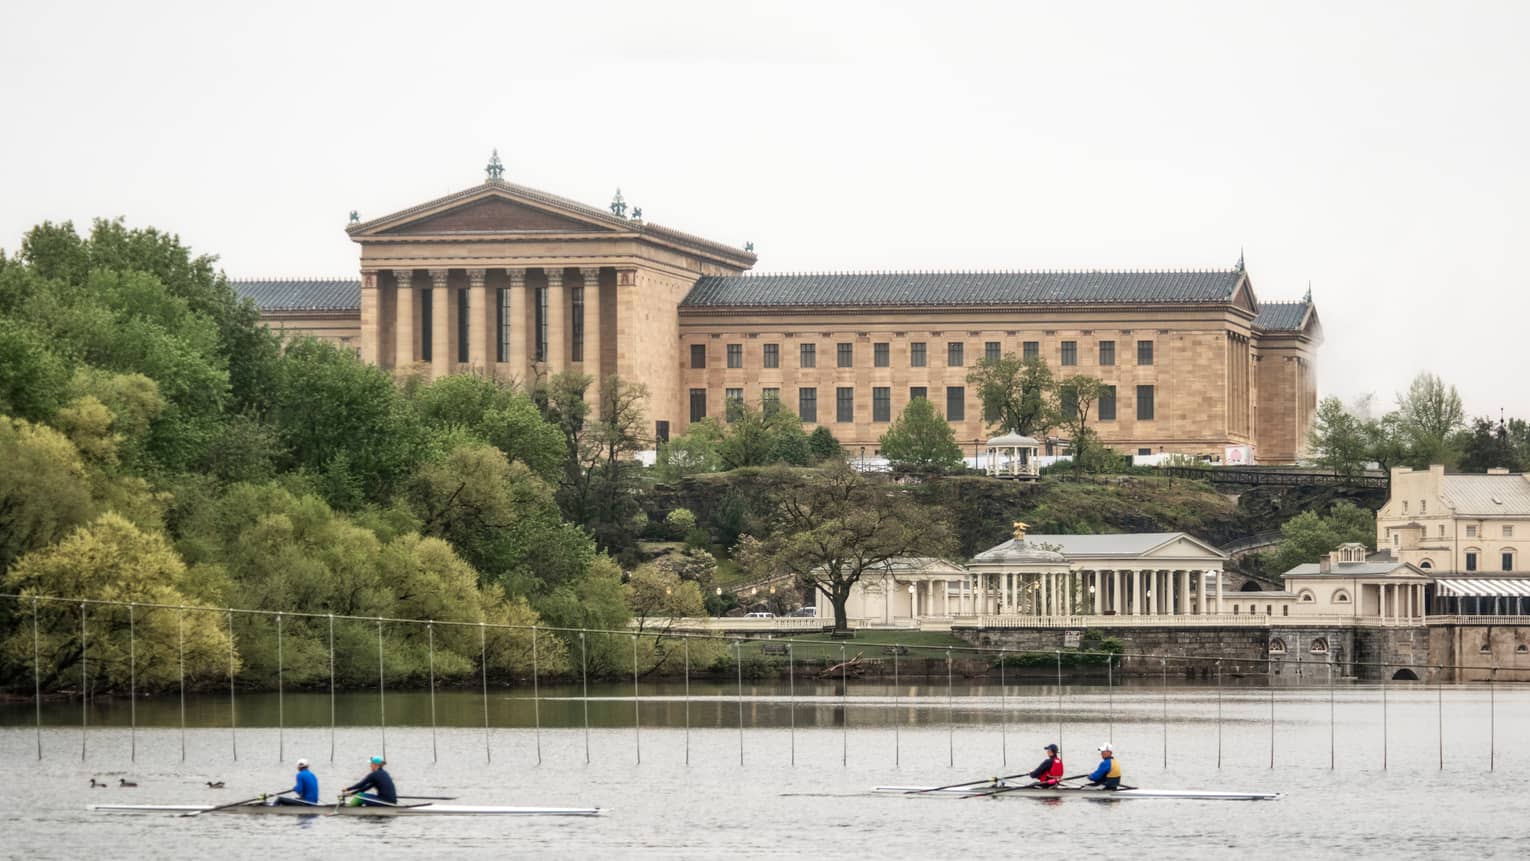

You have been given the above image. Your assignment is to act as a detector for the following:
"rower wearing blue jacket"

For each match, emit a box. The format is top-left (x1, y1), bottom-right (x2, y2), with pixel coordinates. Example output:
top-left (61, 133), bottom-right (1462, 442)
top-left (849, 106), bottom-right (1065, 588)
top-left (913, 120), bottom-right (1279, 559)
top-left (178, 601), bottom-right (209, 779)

top-left (1087, 743), bottom-right (1122, 790)
top-left (343, 756), bottom-right (398, 806)
top-left (271, 758), bottom-right (320, 806)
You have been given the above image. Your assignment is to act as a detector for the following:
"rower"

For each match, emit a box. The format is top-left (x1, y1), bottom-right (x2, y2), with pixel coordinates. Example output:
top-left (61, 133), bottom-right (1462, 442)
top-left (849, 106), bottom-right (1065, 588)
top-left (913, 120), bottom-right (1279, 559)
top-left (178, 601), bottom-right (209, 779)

top-left (1086, 743), bottom-right (1121, 790)
top-left (1028, 743), bottom-right (1065, 787)
top-left (342, 756), bottom-right (397, 807)
top-left (270, 758), bottom-right (319, 806)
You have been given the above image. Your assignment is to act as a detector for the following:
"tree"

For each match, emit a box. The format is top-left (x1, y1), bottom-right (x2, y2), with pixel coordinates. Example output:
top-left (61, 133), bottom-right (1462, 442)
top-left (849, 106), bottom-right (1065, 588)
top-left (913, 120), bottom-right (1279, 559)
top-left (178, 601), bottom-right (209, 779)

top-left (0, 418), bottom-right (96, 575)
top-left (1308, 397), bottom-right (1372, 477)
top-left (1054, 375), bottom-right (1105, 473)
top-left (1264, 501), bottom-right (1376, 575)
top-left (543, 371), bottom-right (651, 554)
top-left (969, 353), bottom-right (1054, 437)
top-left (736, 464), bottom-right (954, 633)
top-left (808, 426), bottom-right (842, 462)
top-left (0, 318), bottom-right (68, 421)
top-left (409, 373), bottom-right (564, 483)
top-left (1455, 416), bottom-right (1527, 472)
top-left (1397, 372), bottom-right (1464, 467)
top-left (656, 418), bottom-right (724, 481)
top-left (716, 403), bottom-right (814, 470)
top-left (625, 563), bottom-right (705, 633)
top-left (1362, 411), bottom-right (1410, 473)
top-left (879, 396), bottom-right (963, 472)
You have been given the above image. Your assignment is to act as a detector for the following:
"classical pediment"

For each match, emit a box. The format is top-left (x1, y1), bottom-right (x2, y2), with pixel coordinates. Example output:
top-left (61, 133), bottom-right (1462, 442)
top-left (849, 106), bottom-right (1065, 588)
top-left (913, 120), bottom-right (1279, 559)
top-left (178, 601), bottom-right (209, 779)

top-left (1230, 275), bottom-right (1259, 316)
top-left (380, 196), bottom-right (607, 235)
top-left (1142, 534), bottom-right (1227, 561)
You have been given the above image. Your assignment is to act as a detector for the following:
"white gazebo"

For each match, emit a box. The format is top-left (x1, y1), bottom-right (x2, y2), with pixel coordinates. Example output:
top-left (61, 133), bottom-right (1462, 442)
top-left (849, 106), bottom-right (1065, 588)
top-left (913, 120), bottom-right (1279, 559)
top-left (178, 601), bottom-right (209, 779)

top-left (986, 432), bottom-right (1041, 479)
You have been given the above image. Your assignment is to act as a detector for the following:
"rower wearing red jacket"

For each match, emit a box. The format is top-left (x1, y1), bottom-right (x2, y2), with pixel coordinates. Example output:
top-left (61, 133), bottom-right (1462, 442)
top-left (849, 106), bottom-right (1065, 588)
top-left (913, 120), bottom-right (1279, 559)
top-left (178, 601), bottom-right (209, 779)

top-left (1028, 744), bottom-right (1065, 787)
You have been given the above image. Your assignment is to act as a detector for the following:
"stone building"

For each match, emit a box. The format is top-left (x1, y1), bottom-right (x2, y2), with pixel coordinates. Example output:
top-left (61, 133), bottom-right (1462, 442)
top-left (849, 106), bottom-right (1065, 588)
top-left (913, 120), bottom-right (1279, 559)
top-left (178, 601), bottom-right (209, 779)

top-left (1378, 465), bottom-right (1530, 574)
top-left (232, 156), bottom-right (1323, 462)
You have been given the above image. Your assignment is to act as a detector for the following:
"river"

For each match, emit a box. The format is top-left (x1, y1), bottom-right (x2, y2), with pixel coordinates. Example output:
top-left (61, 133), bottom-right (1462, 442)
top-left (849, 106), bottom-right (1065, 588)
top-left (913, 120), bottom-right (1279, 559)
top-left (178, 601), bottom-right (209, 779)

top-left (2, 681), bottom-right (1526, 859)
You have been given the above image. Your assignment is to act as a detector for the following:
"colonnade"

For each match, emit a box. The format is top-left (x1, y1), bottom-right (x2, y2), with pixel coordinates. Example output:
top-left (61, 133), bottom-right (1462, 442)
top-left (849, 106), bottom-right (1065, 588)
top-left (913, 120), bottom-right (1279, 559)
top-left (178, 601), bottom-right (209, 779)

top-left (962, 569), bottom-right (1224, 617)
top-left (1378, 582), bottom-right (1426, 624)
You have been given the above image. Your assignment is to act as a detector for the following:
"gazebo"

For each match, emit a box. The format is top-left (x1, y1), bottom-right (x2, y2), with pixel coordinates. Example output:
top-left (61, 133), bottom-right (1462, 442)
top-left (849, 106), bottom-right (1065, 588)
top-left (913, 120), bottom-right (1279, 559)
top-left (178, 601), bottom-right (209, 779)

top-left (986, 432), bottom-right (1041, 479)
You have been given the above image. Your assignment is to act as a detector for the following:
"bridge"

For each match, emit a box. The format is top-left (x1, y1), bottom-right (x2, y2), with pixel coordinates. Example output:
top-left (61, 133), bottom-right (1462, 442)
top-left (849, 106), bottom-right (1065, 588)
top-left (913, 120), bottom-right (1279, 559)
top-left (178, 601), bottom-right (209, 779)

top-left (1157, 466), bottom-right (1390, 490)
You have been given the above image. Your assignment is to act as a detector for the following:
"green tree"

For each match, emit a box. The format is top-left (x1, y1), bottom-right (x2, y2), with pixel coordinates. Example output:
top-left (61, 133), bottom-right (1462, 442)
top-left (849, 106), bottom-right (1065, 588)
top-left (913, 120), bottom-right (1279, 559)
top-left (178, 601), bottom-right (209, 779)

top-left (409, 373), bottom-right (564, 483)
top-left (544, 372), bottom-right (651, 553)
top-left (626, 563), bottom-right (705, 632)
top-left (879, 396), bottom-right (963, 472)
top-left (1455, 416), bottom-right (1527, 472)
top-left (656, 418), bottom-right (724, 481)
top-left (1397, 372), bottom-right (1464, 467)
top-left (1309, 397), bottom-right (1372, 477)
top-left (1264, 501), bottom-right (1376, 575)
top-left (969, 353), bottom-right (1054, 436)
top-left (808, 425), bottom-right (842, 462)
top-left (0, 318), bottom-right (68, 421)
top-left (0, 418), bottom-right (97, 575)
top-left (736, 464), bottom-right (954, 633)
top-left (1054, 374), bottom-right (1106, 473)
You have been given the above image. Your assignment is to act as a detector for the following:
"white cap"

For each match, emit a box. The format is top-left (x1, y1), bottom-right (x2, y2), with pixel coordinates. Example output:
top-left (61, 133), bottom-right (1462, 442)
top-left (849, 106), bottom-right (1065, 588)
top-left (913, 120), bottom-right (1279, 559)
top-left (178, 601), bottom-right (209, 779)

top-left (1098, 743), bottom-right (1113, 753)
top-left (296, 758), bottom-right (310, 769)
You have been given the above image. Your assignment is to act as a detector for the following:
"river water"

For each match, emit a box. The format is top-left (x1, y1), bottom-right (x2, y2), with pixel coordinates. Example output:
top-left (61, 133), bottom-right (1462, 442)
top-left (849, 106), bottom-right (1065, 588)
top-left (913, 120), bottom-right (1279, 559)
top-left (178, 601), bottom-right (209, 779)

top-left (2, 681), bottom-right (1527, 859)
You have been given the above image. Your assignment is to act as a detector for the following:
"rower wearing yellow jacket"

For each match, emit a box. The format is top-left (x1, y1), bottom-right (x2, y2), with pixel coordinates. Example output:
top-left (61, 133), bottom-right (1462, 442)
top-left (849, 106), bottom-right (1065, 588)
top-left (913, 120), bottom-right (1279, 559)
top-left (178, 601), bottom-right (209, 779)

top-left (1087, 743), bottom-right (1121, 789)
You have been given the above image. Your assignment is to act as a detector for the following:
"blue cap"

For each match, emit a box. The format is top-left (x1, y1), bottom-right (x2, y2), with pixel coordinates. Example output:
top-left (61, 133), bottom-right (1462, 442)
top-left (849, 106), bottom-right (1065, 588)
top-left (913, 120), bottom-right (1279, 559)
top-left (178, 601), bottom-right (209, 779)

top-left (1044, 744), bottom-right (1059, 752)
top-left (370, 756), bottom-right (385, 765)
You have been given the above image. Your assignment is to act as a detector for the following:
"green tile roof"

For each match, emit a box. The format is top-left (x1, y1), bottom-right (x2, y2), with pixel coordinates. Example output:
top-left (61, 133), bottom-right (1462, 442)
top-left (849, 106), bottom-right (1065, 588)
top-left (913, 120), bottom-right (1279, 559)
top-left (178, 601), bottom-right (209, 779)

top-left (232, 279), bottom-right (361, 312)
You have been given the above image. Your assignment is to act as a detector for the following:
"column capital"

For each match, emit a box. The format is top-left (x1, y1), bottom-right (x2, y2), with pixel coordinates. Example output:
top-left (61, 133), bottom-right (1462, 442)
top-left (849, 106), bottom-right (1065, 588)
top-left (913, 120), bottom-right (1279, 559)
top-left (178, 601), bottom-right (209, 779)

top-left (544, 267), bottom-right (564, 285)
top-left (428, 268), bottom-right (450, 288)
top-left (393, 267), bottom-right (414, 285)
top-left (506, 268), bottom-right (526, 288)
top-left (579, 266), bottom-right (600, 282)
top-left (466, 268), bottom-right (487, 288)
top-left (361, 270), bottom-right (378, 290)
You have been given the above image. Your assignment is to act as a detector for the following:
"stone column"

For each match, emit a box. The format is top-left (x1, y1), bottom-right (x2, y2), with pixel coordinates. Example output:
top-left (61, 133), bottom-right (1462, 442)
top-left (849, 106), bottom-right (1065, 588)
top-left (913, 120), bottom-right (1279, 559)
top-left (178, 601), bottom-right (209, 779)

top-left (1113, 570), bottom-right (1122, 615)
top-left (1092, 572), bottom-right (1102, 615)
top-left (467, 268), bottom-right (488, 371)
top-left (507, 269), bottom-right (527, 383)
top-left (359, 270), bottom-right (380, 365)
top-left (545, 267), bottom-right (566, 373)
top-left (580, 267), bottom-right (602, 414)
top-left (1213, 569), bottom-right (1223, 614)
top-left (1178, 570), bottom-right (1190, 615)
top-left (394, 269), bottom-right (416, 366)
top-left (1200, 570), bottom-right (1209, 615)
top-left (429, 269), bottom-right (452, 379)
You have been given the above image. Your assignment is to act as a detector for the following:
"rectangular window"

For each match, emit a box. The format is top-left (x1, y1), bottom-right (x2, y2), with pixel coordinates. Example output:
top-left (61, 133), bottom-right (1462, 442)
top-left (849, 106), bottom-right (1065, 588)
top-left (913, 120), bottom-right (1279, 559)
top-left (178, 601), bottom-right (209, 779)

top-left (837, 342), bottom-right (853, 368)
top-left (763, 343), bottom-right (779, 369)
top-left (946, 386), bottom-right (965, 422)
top-left (1504, 552), bottom-right (1514, 572)
top-left (1060, 386), bottom-right (1078, 419)
top-left (689, 388), bottom-right (707, 422)
top-left (1060, 341), bottom-right (1077, 366)
top-left (726, 344), bottom-right (742, 369)
top-left (655, 420), bottom-right (670, 444)
top-left (836, 387), bottom-right (854, 423)
top-left (800, 343), bottom-right (816, 368)
top-left (496, 288), bottom-right (509, 363)
top-left (421, 289), bottom-right (434, 362)
top-left (985, 341), bottom-right (1001, 362)
top-left (1136, 385), bottom-right (1155, 420)
top-left (1099, 385), bottom-right (1116, 421)
top-left (910, 342), bottom-right (927, 367)
top-left (873, 387), bottom-right (891, 422)
top-left (1099, 340), bottom-right (1115, 366)
top-left (798, 387), bottom-right (817, 423)
top-left (1466, 525), bottom-right (1478, 538)
top-left (725, 388), bottom-right (744, 422)
top-left (1137, 448), bottom-right (1152, 457)
top-left (457, 289), bottom-right (470, 363)
top-left (910, 386), bottom-right (927, 401)
top-left (947, 342), bottom-right (964, 367)
top-left (690, 343), bottom-right (706, 369)
top-left (535, 287), bottom-right (548, 362)
top-left (762, 387), bottom-right (780, 416)
top-left (873, 342), bottom-right (890, 367)
top-left (1022, 341), bottom-right (1039, 361)
top-left (1466, 551), bottom-right (1478, 572)
top-left (1505, 525), bottom-right (1516, 538)
top-left (1137, 340), bottom-right (1154, 365)
top-left (571, 287), bottom-right (584, 362)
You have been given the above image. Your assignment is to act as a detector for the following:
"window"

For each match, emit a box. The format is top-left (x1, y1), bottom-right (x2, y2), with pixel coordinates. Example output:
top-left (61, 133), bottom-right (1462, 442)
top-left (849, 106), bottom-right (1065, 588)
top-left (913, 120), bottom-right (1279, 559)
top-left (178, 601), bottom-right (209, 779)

top-left (1310, 638), bottom-right (1329, 655)
top-left (985, 341), bottom-right (1001, 362)
top-left (873, 387), bottom-right (891, 422)
top-left (496, 288), bottom-right (510, 363)
top-left (798, 387), bottom-right (817, 422)
top-left (655, 420), bottom-right (670, 444)
top-left (1267, 638), bottom-right (1287, 655)
top-left (1505, 552), bottom-right (1516, 572)
top-left (420, 289), bottom-right (434, 361)
top-left (946, 386), bottom-right (965, 421)
top-left (1060, 386), bottom-right (1078, 420)
top-left (910, 386), bottom-right (927, 401)
top-left (1137, 340), bottom-right (1154, 365)
top-left (1402, 501), bottom-right (1408, 514)
top-left (1136, 385), bottom-right (1155, 420)
top-left (837, 342), bottom-right (853, 368)
top-left (689, 388), bottom-right (707, 422)
top-left (1098, 385), bottom-right (1116, 421)
top-left (1333, 591), bottom-right (1351, 604)
top-left (1022, 341), bottom-right (1039, 361)
top-left (1420, 500), bottom-right (1426, 514)
top-left (1420, 560), bottom-right (1433, 570)
top-left (911, 342), bottom-right (927, 367)
top-left (762, 388), bottom-right (780, 415)
top-left (571, 287), bottom-right (584, 362)
top-left (533, 286), bottom-right (547, 362)
top-left (1060, 341), bottom-right (1077, 366)
top-left (1504, 525), bottom-right (1515, 538)
top-left (1466, 551), bottom-right (1478, 572)
top-left (1439, 524), bottom-right (1446, 537)
top-left (836, 387), bottom-right (854, 423)
top-left (726, 344), bottom-right (742, 369)
top-left (800, 343), bottom-right (816, 368)
top-left (874, 342), bottom-right (889, 367)
top-left (458, 290), bottom-right (471, 362)
top-left (725, 388), bottom-right (744, 422)
top-left (1466, 525), bottom-right (1478, 538)
top-left (763, 343), bottom-right (779, 369)
top-left (1137, 448), bottom-right (1152, 457)
top-left (1298, 590), bottom-right (1315, 603)
top-left (690, 344), bottom-right (707, 369)
top-left (1098, 340), bottom-right (1115, 366)
top-left (947, 342), bottom-right (964, 367)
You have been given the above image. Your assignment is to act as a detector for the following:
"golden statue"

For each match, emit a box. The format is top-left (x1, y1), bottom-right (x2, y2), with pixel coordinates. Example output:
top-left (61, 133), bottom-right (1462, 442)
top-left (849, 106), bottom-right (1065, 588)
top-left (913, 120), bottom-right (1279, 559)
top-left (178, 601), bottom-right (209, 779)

top-left (1012, 521), bottom-right (1029, 540)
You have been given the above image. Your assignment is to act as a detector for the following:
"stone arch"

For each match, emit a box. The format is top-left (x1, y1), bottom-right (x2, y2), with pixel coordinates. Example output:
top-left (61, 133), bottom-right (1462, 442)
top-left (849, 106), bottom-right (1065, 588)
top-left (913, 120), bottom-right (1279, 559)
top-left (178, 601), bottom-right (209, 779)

top-left (1419, 559), bottom-right (1434, 570)
top-left (1240, 581), bottom-right (1263, 592)
top-left (1332, 590), bottom-right (1351, 605)
top-left (1392, 668), bottom-right (1419, 681)
top-left (1309, 637), bottom-right (1329, 654)
top-left (1268, 637), bottom-right (1287, 655)
top-left (1298, 589), bottom-right (1316, 603)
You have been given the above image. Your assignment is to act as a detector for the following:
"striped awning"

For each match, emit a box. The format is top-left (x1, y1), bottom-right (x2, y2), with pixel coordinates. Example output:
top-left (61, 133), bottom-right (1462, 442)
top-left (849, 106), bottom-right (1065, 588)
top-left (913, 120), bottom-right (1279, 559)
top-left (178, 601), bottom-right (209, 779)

top-left (1433, 579), bottom-right (1530, 598)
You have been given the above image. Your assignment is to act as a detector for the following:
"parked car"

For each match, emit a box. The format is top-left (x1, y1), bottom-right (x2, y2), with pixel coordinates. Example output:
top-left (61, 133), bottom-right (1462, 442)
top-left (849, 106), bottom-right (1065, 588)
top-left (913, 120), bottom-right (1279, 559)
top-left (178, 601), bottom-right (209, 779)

top-left (744, 611), bottom-right (776, 618)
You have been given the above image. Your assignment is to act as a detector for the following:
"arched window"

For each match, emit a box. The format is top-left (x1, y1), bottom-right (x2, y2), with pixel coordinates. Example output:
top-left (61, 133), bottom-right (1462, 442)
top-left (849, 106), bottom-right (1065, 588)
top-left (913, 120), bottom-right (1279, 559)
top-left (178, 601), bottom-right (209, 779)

top-left (1268, 638), bottom-right (1287, 655)
top-left (1516, 644), bottom-right (1528, 654)
top-left (1480, 641), bottom-right (1492, 653)
top-left (1419, 560), bottom-right (1433, 570)
top-left (1310, 638), bottom-right (1330, 655)
top-left (1298, 590), bottom-right (1316, 603)
top-left (1332, 590), bottom-right (1352, 604)
top-left (1392, 668), bottom-right (1419, 681)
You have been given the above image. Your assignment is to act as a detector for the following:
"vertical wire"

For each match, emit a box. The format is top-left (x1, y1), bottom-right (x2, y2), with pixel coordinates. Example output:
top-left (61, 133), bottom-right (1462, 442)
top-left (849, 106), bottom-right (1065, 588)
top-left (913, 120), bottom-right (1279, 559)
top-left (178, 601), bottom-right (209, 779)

top-left (843, 644), bottom-right (851, 767)
top-left (328, 614), bottom-right (336, 764)
top-left (946, 648), bottom-right (953, 768)
top-left (1382, 664), bottom-right (1389, 770)
top-left (892, 648), bottom-right (900, 768)
top-left (532, 626), bottom-right (542, 765)
top-left (1055, 649), bottom-right (1063, 751)
top-left (1108, 655), bottom-right (1114, 745)
top-left (1161, 657), bottom-right (1168, 769)
top-left (79, 603), bottom-right (86, 762)
top-left (128, 603), bottom-right (136, 763)
top-left (1489, 662), bottom-right (1496, 772)
top-left (479, 622), bottom-right (489, 765)
top-left (427, 622), bottom-right (437, 764)
top-left (1215, 660), bottom-right (1222, 769)
top-left (377, 618), bottom-right (386, 761)
top-left (787, 641), bottom-right (796, 767)
top-left (737, 640), bottom-right (746, 766)
top-left (631, 633), bottom-right (641, 765)
top-left (1269, 679), bottom-right (1275, 769)
top-left (999, 647), bottom-right (1007, 767)
top-left (277, 613), bottom-right (284, 763)
top-left (1328, 655), bottom-right (1336, 770)
top-left (683, 637), bottom-right (691, 767)
top-left (228, 609), bottom-right (237, 762)
top-left (1437, 674), bottom-right (1443, 771)
top-left (178, 607), bottom-right (186, 762)
top-left (580, 632), bottom-right (589, 765)
top-left (32, 598), bottom-right (41, 761)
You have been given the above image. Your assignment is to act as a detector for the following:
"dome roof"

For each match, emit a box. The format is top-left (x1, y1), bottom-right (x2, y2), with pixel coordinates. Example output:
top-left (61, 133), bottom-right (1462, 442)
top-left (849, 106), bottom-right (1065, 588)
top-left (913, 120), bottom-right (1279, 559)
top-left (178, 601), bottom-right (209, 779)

top-left (987, 432), bottom-right (1040, 447)
top-left (970, 539), bottom-right (1068, 566)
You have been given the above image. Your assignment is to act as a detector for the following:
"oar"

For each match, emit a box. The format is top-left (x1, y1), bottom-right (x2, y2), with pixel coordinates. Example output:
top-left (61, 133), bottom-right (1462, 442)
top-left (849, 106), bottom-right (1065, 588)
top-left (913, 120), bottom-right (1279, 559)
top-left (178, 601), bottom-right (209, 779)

top-left (180, 790), bottom-right (287, 817)
top-left (907, 771), bottom-right (1033, 794)
top-left (397, 795), bottom-right (457, 801)
top-left (966, 781), bottom-right (1039, 799)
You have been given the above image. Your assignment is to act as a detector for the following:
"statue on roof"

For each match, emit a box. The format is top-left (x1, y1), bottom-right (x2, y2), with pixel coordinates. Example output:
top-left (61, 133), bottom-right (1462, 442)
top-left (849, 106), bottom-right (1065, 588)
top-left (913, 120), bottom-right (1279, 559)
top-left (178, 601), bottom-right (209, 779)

top-left (1012, 520), bottom-right (1029, 541)
top-left (632, 206), bottom-right (642, 221)
top-left (610, 188), bottom-right (627, 218)
top-left (745, 241), bottom-right (755, 252)
top-left (485, 149), bottom-right (505, 181)
top-left (348, 210), bottom-right (359, 224)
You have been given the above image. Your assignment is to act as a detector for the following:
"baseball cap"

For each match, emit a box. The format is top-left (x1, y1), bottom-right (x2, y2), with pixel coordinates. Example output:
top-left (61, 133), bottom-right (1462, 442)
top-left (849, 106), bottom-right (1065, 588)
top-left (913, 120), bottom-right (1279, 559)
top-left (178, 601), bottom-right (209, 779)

top-left (1044, 744), bottom-right (1059, 752)
top-left (1098, 743), bottom-right (1113, 753)
top-left (370, 755), bottom-right (385, 765)
top-left (296, 758), bottom-right (310, 769)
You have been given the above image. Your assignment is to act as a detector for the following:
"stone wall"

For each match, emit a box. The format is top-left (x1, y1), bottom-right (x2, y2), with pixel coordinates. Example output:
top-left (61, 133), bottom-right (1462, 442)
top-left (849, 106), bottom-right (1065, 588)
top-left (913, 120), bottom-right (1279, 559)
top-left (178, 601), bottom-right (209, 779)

top-left (1428, 622), bottom-right (1530, 682)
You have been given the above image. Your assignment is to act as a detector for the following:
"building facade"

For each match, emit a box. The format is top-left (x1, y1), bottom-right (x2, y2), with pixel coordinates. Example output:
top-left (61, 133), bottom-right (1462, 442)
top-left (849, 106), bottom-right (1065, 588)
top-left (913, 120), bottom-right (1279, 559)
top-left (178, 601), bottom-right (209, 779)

top-left (1378, 465), bottom-right (1530, 574)
top-left (233, 158), bottom-right (1323, 462)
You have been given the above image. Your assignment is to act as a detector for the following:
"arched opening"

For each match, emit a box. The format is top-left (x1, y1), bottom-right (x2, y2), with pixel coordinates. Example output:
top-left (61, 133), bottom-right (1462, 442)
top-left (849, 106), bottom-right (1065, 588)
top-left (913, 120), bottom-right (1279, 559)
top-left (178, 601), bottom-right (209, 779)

top-left (1240, 581), bottom-right (1263, 592)
top-left (1268, 638), bottom-right (1287, 655)
top-left (1517, 644), bottom-right (1528, 654)
top-left (1310, 637), bottom-right (1329, 654)
top-left (1419, 559), bottom-right (1433, 570)
top-left (1298, 590), bottom-right (1316, 603)
top-left (1391, 668), bottom-right (1419, 681)
top-left (1333, 590), bottom-right (1351, 605)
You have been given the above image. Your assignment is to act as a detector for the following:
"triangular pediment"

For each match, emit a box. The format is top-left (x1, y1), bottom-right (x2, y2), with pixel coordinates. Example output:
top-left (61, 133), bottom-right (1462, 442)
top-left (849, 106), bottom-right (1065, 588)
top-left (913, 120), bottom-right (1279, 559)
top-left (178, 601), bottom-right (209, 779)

top-left (1231, 275), bottom-right (1259, 315)
top-left (380, 195), bottom-right (606, 235)
top-left (1142, 534), bottom-right (1228, 561)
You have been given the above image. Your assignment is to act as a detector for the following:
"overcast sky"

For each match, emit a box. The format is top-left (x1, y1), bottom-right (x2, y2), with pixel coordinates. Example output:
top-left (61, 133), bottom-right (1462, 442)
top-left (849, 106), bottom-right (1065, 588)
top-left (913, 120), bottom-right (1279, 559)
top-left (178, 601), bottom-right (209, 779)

top-left (4, 1), bottom-right (1526, 419)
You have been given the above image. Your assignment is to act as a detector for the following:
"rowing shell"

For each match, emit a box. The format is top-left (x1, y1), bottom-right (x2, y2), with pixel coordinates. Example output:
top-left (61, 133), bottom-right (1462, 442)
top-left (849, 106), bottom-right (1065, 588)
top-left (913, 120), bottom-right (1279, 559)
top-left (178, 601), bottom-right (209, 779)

top-left (91, 802), bottom-right (602, 817)
top-left (874, 785), bottom-right (1281, 801)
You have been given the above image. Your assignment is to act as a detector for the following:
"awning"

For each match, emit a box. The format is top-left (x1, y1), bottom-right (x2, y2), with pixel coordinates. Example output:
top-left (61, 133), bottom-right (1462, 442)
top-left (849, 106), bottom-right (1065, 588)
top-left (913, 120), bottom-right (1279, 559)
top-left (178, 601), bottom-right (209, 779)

top-left (1433, 579), bottom-right (1530, 598)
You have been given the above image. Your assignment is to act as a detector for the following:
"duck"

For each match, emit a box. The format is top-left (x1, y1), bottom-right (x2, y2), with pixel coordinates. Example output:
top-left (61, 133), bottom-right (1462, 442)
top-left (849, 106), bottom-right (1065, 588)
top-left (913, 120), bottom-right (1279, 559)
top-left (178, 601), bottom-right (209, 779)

top-left (90, 778), bottom-right (107, 788)
top-left (207, 781), bottom-right (225, 789)
top-left (119, 778), bottom-right (138, 788)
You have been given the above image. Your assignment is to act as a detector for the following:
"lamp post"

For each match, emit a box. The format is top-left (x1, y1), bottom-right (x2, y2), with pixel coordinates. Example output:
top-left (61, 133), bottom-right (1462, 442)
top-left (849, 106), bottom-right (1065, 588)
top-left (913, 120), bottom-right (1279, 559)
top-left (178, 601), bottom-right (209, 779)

top-left (973, 437), bottom-right (980, 471)
top-left (860, 446), bottom-right (866, 469)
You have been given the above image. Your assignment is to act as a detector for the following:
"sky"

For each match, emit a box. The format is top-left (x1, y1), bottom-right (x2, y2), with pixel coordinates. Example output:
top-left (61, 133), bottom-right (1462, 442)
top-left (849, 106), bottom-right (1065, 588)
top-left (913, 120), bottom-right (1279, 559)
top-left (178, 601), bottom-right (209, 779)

top-left (3, 0), bottom-right (1527, 419)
